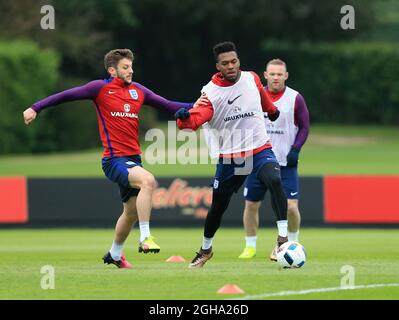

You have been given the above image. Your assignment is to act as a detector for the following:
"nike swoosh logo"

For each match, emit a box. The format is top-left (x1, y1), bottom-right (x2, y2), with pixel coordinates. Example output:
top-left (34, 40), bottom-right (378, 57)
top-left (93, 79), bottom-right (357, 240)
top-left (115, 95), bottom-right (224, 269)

top-left (290, 192), bottom-right (298, 196)
top-left (108, 91), bottom-right (116, 94)
top-left (227, 94), bottom-right (242, 105)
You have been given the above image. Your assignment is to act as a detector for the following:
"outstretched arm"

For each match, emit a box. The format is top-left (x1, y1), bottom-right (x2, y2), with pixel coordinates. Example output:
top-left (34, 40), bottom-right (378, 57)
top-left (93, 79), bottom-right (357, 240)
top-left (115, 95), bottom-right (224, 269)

top-left (23, 80), bottom-right (104, 125)
top-left (134, 82), bottom-right (193, 114)
top-left (176, 95), bottom-right (214, 131)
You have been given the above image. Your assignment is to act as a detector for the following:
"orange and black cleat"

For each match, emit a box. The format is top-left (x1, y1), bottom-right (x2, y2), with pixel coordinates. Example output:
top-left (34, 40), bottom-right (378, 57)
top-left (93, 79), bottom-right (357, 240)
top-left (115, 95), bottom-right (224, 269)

top-left (188, 247), bottom-right (213, 268)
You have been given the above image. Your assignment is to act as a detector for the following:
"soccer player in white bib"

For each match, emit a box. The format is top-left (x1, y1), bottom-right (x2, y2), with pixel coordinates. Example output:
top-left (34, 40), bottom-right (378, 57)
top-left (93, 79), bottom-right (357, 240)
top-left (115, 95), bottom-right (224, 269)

top-left (238, 59), bottom-right (310, 260)
top-left (175, 42), bottom-right (289, 268)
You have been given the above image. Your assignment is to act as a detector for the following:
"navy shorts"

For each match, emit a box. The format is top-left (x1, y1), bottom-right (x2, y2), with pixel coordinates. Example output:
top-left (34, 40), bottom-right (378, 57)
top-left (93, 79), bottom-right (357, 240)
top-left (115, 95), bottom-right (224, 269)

top-left (102, 155), bottom-right (142, 202)
top-left (244, 165), bottom-right (299, 201)
top-left (212, 148), bottom-right (279, 193)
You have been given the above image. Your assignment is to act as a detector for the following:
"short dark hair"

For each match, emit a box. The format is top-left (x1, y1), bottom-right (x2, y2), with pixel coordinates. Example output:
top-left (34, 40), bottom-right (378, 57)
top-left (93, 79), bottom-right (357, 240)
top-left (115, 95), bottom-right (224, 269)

top-left (104, 49), bottom-right (134, 70)
top-left (213, 42), bottom-right (237, 61)
top-left (266, 58), bottom-right (287, 70)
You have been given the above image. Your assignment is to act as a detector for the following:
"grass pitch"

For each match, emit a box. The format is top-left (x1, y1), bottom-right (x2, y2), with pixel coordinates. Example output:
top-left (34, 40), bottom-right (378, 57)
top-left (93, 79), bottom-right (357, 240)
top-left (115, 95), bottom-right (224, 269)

top-left (0, 228), bottom-right (398, 300)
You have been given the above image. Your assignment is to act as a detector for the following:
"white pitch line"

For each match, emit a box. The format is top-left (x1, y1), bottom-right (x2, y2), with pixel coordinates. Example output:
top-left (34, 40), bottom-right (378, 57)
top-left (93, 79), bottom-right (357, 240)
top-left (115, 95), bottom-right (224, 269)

top-left (227, 283), bottom-right (399, 300)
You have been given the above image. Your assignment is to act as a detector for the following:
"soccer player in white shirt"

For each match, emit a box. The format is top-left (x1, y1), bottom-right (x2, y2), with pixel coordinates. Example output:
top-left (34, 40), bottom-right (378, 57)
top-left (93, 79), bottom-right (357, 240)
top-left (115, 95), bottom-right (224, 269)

top-left (175, 42), bottom-right (289, 268)
top-left (238, 59), bottom-right (310, 260)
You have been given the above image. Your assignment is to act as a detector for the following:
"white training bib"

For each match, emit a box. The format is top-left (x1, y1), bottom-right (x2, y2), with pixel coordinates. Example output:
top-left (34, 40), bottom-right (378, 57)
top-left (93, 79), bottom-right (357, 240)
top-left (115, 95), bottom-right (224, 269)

top-left (201, 71), bottom-right (270, 156)
top-left (265, 86), bottom-right (299, 166)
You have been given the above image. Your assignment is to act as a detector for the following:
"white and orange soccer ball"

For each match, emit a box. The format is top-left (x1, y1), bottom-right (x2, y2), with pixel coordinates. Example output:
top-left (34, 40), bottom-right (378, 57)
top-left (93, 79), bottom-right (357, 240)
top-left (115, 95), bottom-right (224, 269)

top-left (276, 241), bottom-right (307, 269)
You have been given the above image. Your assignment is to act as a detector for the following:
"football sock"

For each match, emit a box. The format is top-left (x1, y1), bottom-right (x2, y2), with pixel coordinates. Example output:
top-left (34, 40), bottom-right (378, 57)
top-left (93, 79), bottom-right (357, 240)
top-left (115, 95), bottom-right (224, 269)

top-left (288, 231), bottom-right (299, 242)
top-left (202, 237), bottom-right (213, 250)
top-left (139, 221), bottom-right (151, 242)
top-left (245, 236), bottom-right (257, 249)
top-left (110, 241), bottom-right (123, 261)
top-left (277, 220), bottom-right (288, 237)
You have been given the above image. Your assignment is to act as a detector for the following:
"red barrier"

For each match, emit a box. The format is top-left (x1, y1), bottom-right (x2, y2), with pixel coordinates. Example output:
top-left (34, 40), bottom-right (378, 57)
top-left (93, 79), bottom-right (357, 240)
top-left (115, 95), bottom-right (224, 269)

top-left (324, 176), bottom-right (399, 223)
top-left (0, 177), bottom-right (28, 223)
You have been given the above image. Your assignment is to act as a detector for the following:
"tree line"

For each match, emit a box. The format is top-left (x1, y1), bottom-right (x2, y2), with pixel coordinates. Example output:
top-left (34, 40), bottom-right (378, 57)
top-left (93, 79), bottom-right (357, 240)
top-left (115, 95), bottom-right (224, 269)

top-left (2, 0), bottom-right (397, 154)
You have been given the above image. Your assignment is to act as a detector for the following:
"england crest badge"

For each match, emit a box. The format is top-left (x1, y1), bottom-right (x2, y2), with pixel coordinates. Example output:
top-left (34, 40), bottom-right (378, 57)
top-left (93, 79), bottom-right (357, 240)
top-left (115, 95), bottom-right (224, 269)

top-left (129, 89), bottom-right (138, 100)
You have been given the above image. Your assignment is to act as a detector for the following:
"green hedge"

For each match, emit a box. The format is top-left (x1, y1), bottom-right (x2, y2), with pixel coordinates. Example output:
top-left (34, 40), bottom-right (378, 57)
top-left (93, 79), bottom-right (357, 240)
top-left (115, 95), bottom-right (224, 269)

top-left (261, 41), bottom-right (399, 125)
top-left (0, 40), bottom-right (60, 154)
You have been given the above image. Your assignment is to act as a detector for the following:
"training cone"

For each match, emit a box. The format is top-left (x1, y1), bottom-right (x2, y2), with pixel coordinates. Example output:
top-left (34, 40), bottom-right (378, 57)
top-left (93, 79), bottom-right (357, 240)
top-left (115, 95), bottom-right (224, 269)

top-left (166, 255), bottom-right (186, 262)
top-left (217, 284), bottom-right (245, 294)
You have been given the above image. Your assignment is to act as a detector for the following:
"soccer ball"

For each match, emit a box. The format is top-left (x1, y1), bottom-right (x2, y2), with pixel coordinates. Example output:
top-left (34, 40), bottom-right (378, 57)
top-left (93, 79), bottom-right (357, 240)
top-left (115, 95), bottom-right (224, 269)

top-left (276, 241), bottom-right (306, 269)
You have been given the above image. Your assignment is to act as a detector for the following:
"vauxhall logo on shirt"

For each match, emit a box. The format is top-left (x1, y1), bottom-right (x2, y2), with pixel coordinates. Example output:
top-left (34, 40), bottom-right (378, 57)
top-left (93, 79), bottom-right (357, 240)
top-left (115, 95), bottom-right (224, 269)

top-left (224, 111), bottom-right (255, 122)
top-left (266, 123), bottom-right (284, 134)
top-left (110, 104), bottom-right (139, 118)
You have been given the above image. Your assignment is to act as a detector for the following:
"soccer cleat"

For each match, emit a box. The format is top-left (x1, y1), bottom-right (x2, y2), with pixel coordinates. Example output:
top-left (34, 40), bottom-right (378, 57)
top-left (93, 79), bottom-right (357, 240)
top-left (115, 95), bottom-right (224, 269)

top-left (138, 235), bottom-right (160, 253)
top-left (269, 245), bottom-right (278, 261)
top-left (102, 252), bottom-right (132, 269)
top-left (189, 247), bottom-right (213, 268)
top-left (270, 235), bottom-right (288, 262)
top-left (277, 235), bottom-right (288, 247)
top-left (238, 246), bottom-right (256, 259)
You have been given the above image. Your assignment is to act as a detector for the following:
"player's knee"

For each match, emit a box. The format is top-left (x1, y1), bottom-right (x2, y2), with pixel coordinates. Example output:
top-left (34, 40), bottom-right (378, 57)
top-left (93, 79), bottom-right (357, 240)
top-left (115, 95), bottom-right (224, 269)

top-left (209, 191), bottom-right (232, 214)
top-left (141, 174), bottom-right (157, 191)
top-left (245, 200), bottom-right (261, 214)
top-left (123, 209), bottom-right (138, 221)
top-left (287, 200), bottom-right (298, 211)
top-left (269, 174), bottom-right (282, 189)
top-left (287, 199), bottom-right (299, 212)
top-left (258, 163), bottom-right (281, 189)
